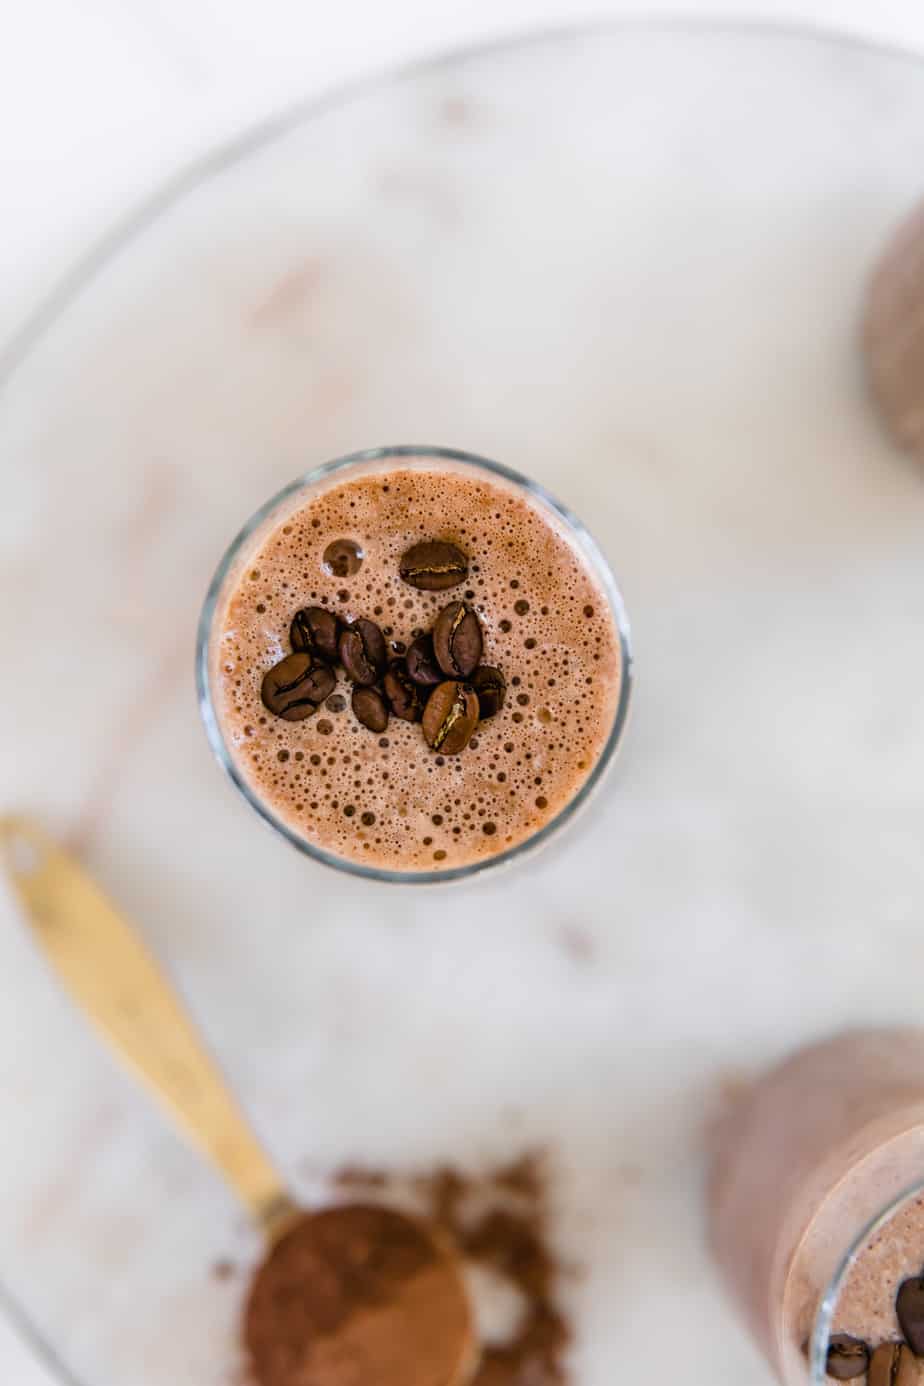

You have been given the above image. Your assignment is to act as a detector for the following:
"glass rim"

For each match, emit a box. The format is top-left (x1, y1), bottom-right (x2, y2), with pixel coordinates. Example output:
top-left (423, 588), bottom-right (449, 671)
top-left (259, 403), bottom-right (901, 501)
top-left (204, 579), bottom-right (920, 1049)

top-left (196, 444), bottom-right (633, 884)
top-left (811, 1174), bottom-right (924, 1382)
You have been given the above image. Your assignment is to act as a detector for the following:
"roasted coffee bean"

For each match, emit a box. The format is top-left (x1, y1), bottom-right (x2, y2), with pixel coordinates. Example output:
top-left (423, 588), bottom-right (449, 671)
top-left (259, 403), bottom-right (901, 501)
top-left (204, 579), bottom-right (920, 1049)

top-left (897, 1345), bottom-right (924, 1386)
top-left (422, 681), bottom-right (480, 755)
top-left (406, 634), bottom-right (442, 687)
top-left (383, 660), bottom-right (422, 722)
top-left (290, 606), bottom-right (341, 662)
top-left (869, 1342), bottom-right (919, 1386)
top-left (898, 1278), bottom-right (924, 1355)
top-left (352, 686), bottom-right (389, 734)
top-left (322, 538), bottom-right (363, 577)
top-left (399, 540), bottom-right (468, 591)
top-left (826, 1335), bottom-right (870, 1380)
top-left (433, 602), bottom-right (483, 678)
top-left (339, 619), bottom-right (387, 685)
top-left (261, 652), bottom-right (320, 721)
top-left (869, 1344), bottom-right (900, 1386)
top-left (300, 662), bottom-right (336, 704)
top-left (470, 665), bottom-right (506, 718)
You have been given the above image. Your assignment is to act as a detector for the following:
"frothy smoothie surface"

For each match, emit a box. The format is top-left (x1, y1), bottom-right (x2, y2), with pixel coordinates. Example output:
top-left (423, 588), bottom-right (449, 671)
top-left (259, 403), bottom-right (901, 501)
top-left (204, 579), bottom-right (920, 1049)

top-left (212, 465), bottom-right (623, 872)
top-left (830, 1190), bottom-right (924, 1353)
top-left (782, 1130), bottom-right (924, 1383)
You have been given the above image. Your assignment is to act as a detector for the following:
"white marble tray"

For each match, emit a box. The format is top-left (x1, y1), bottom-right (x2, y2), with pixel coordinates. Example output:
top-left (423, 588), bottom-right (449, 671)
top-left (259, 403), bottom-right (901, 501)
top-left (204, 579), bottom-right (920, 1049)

top-left (2, 22), bottom-right (924, 1386)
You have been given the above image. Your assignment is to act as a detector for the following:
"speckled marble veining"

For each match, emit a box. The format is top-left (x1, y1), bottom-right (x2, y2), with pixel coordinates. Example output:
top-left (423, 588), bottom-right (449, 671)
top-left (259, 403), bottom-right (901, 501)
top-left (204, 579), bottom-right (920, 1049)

top-left (2, 25), bottom-right (924, 1386)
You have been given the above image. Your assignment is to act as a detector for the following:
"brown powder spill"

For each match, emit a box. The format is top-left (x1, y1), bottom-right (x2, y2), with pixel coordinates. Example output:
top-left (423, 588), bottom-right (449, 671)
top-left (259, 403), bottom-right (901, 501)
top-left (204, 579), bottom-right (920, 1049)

top-left (333, 1154), bottom-right (571, 1385)
top-left (243, 1203), bottom-right (472, 1386)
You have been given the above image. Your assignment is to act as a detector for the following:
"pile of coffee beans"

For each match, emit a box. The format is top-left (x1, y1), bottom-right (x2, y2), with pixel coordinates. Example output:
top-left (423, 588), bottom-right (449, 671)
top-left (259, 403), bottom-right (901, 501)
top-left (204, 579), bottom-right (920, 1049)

top-left (260, 540), bottom-right (507, 756)
top-left (824, 1274), bottom-right (924, 1381)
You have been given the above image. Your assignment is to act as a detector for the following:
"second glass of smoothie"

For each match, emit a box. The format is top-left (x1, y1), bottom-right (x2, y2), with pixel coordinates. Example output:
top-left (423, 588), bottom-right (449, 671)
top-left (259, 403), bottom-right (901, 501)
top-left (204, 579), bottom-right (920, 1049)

top-left (709, 1028), bottom-right (924, 1386)
top-left (198, 446), bottom-right (632, 882)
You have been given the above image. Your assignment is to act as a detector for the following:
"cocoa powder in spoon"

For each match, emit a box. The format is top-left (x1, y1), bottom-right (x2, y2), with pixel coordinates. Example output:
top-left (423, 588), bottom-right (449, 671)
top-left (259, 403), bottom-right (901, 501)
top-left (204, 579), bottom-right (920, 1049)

top-left (244, 1204), bottom-right (472, 1386)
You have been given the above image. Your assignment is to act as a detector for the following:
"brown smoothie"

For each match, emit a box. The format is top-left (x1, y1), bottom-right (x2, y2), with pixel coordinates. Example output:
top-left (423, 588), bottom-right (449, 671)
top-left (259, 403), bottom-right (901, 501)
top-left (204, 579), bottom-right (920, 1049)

top-left (823, 1192), bottom-right (924, 1380)
top-left (709, 1030), bottom-right (924, 1385)
top-left (209, 459), bottom-right (624, 873)
top-left (865, 196), bottom-right (924, 462)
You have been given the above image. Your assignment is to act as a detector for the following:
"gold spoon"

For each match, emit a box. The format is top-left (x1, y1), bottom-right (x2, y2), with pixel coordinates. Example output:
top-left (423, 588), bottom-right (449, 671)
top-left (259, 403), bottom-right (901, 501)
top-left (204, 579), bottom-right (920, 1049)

top-left (1, 817), bottom-right (477, 1386)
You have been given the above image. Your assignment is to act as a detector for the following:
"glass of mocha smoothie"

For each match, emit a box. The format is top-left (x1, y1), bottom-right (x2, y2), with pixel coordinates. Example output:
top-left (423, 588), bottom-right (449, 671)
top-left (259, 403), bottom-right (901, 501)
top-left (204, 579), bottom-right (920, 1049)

top-left (197, 446), bottom-right (632, 882)
top-left (709, 1028), bottom-right (924, 1386)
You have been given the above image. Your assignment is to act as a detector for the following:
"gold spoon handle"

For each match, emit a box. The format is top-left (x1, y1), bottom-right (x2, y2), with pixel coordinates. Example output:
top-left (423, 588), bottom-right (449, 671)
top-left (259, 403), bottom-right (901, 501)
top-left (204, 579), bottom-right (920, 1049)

top-left (1, 817), bottom-right (294, 1238)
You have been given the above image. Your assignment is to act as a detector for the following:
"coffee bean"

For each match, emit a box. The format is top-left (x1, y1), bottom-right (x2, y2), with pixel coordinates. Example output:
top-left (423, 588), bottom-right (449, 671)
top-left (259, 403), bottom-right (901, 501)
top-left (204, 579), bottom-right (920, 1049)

top-left (898, 1278), bottom-right (924, 1355)
top-left (899, 1347), bottom-right (924, 1386)
top-left (826, 1335), bottom-right (870, 1380)
top-left (383, 660), bottom-right (422, 722)
top-left (471, 665), bottom-right (506, 718)
top-left (322, 538), bottom-right (363, 577)
top-left (290, 606), bottom-right (341, 662)
top-left (422, 681), bottom-right (479, 754)
top-left (870, 1342), bottom-right (919, 1386)
top-left (869, 1344), bottom-right (899, 1386)
top-left (300, 662), bottom-right (336, 704)
top-left (260, 652), bottom-right (320, 721)
top-left (399, 540), bottom-right (468, 591)
top-left (406, 634), bottom-right (442, 686)
top-left (352, 686), bottom-right (389, 734)
top-left (339, 619), bottom-right (387, 685)
top-left (897, 1345), bottom-right (924, 1386)
top-left (433, 602), bottom-right (483, 678)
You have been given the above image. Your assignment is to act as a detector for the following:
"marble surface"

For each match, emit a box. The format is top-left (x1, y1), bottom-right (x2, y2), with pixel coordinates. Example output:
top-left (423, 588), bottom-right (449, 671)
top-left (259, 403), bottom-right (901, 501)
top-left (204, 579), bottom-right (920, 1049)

top-left (9, 4), bottom-right (924, 353)
top-left (2, 25), bottom-right (924, 1386)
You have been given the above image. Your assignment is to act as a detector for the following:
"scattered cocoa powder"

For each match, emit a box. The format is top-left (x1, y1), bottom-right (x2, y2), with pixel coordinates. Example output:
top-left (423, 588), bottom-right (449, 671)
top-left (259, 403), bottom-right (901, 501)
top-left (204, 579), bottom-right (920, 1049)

top-left (243, 1203), bottom-right (472, 1386)
top-left (491, 1154), bottom-right (544, 1202)
top-left (333, 1154), bottom-right (571, 1386)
